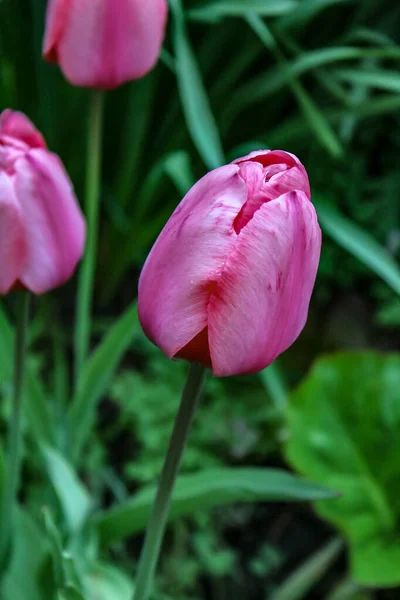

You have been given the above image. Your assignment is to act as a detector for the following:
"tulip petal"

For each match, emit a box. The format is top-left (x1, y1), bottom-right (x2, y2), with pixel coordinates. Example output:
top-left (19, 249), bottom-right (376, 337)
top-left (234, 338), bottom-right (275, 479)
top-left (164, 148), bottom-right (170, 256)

top-left (208, 191), bottom-right (321, 376)
top-left (0, 173), bottom-right (26, 294)
top-left (138, 165), bottom-right (247, 358)
top-left (14, 149), bottom-right (85, 294)
top-left (0, 110), bottom-right (46, 149)
top-left (50, 0), bottom-right (168, 88)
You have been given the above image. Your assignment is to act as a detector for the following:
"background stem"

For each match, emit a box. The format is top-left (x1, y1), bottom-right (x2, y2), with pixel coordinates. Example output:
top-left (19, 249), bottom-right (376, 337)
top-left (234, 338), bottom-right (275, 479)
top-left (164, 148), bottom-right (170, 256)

top-left (0, 292), bottom-right (30, 570)
top-left (75, 90), bottom-right (105, 382)
top-left (133, 363), bottom-right (206, 600)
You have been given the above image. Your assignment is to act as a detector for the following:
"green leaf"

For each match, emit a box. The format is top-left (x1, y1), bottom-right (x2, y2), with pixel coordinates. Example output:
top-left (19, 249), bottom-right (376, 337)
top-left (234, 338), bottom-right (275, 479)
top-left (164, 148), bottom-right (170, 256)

top-left (0, 303), bottom-right (54, 445)
top-left (276, 0), bottom-right (354, 31)
top-left (95, 467), bottom-right (337, 546)
top-left (247, 15), bottom-right (343, 158)
top-left (170, 0), bottom-right (224, 170)
top-left (68, 302), bottom-right (139, 462)
top-left (58, 588), bottom-right (85, 600)
top-left (85, 564), bottom-right (134, 600)
top-left (315, 198), bottom-right (400, 295)
top-left (285, 352), bottom-right (400, 587)
top-left (334, 68), bottom-right (400, 93)
top-left (259, 362), bottom-right (288, 414)
top-left (188, 0), bottom-right (297, 21)
top-left (2, 509), bottom-right (48, 600)
top-left (43, 509), bottom-right (86, 598)
top-left (271, 537), bottom-right (343, 600)
top-left (43, 446), bottom-right (92, 534)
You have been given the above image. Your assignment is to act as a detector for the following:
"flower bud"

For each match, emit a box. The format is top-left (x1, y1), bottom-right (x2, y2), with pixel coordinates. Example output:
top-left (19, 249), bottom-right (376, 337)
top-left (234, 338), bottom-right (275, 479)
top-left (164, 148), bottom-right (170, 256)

top-left (138, 150), bottom-right (321, 377)
top-left (0, 110), bottom-right (85, 295)
top-left (43, 0), bottom-right (168, 89)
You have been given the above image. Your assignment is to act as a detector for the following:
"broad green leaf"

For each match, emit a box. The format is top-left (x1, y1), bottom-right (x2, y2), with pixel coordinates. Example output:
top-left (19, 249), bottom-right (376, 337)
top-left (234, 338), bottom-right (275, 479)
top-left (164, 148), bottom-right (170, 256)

top-left (334, 68), bottom-right (400, 93)
top-left (85, 564), bottom-right (134, 600)
top-left (271, 538), bottom-right (343, 600)
top-left (247, 15), bottom-right (343, 158)
top-left (285, 352), bottom-right (400, 586)
top-left (2, 509), bottom-right (48, 600)
top-left (43, 446), bottom-right (91, 534)
top-left (188, 0), bottom-right (297, 21)
top-left (68, 302), bottom-right (139, 462)
top-left (95, 467), bottom-right (336, 546)
top-left (315, 198), bottom-right (400, 295)
top-left (170, 0), bottom-right (224, 170)
top-left (0, 303), bottom-right (54, 445)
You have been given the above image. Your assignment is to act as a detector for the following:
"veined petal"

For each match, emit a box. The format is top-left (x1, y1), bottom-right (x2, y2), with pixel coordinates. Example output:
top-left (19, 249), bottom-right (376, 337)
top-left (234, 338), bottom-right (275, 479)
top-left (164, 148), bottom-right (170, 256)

top-left (14, 149), bottom-right (85, 294)
top-left (138, 165), bottom-right (247, 359)
top-left (0, 173), bottom-right (26, 294)
top-left (208, 191), bottom-right (321, 376)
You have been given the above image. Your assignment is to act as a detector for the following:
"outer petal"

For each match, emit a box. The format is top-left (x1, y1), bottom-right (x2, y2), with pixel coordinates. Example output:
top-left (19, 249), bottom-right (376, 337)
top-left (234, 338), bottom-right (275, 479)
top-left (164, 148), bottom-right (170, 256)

top-left (208, 191), bottom-right (321, 377)
top-left (0, 110), bottom-right (46, 149)
top-left (138, 165), bottom-right (247, 359)
top-left (43, 0), bottom-right (70, 62)
top-left (51, 0), bottom-right (168, 88)
top-left (0, 173), bottom-right (26, 294)
top-left (13, 149), bottom-right (85, 294)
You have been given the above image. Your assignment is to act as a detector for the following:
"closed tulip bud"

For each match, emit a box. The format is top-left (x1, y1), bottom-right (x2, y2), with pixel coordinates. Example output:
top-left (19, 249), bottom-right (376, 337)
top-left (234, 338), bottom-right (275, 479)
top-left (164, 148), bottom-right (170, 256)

top-left (138, 150), bottom-right (321, 377)
top-left (43, 0), bottom-right (168, 89)
top-left (0, 110), bottom-right (85, 295)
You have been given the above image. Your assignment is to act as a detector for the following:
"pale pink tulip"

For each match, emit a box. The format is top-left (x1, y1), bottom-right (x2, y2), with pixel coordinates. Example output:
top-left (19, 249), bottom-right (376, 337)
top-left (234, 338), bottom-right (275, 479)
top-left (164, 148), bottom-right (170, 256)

top-left (138, 150), bottom-right (321, 377)
top-left (43, 0), bottom-right (168, 89)
top-left (0, 110), bottom-right (85, 295)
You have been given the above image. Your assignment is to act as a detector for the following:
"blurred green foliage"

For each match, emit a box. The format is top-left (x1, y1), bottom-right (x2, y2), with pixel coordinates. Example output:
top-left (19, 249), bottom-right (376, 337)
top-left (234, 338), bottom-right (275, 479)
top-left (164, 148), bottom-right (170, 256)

top-left (0, 0), bottom-right (400, 598)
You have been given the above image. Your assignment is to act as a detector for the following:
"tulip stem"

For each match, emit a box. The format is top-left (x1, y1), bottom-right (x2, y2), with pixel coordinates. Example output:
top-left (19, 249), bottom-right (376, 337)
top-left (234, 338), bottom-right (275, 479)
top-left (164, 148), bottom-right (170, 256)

top-left (0, 292), bottom-right (30, 570)
top-left (75, 90), bottom-right (105, 382)
top-left (133, 363), bottom-right (207, 600)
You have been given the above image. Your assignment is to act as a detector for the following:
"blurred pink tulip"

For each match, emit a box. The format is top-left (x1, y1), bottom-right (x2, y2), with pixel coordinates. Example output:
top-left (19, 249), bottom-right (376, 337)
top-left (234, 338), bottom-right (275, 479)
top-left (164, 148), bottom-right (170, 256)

top-left (138, 150), bottom-right (321, 377)
top-left (0, 110), bottom-right (85, 295)
top-left (43, 0), bottom-right (168, 89)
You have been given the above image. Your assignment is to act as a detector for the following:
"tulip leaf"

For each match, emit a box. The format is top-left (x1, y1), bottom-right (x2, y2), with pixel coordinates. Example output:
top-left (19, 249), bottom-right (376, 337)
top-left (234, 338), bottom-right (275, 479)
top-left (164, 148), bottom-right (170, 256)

top-left (271, 537), bottom-right (343, 600)
top-left (0, 303), bottom-right (54, 445)
top-left (314, 198), bottom-right (400, 295)
top-left (188, 0), bottom-right (297, 22)
top-left (2, 509), bottom-right (48, 600)
top-left (94, 467), bottom-right (337, 547)
top-left (42, 446), bottom-right (92, 535)
top-left (334, 68), bottom-right (400, 93)
top-left (247, 15), bottom-right (343, 158)
top-left (170, 0), bottom-right (225, 170)
top-left (84, 564), bottom-right (134, 600)
top-left (68, 302), bottom-right (139, 462)
top-left (285, 352), bottom-right (400, 587)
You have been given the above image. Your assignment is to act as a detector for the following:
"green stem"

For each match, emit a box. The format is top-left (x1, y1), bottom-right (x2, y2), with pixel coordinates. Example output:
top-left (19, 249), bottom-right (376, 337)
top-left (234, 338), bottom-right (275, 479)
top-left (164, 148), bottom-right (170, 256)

top-left (0, 292), bottom-right (30, 570)
top-left (75, 90), bottom-right (105, 382)
top-left (133, 363), bottom-right (206, 600)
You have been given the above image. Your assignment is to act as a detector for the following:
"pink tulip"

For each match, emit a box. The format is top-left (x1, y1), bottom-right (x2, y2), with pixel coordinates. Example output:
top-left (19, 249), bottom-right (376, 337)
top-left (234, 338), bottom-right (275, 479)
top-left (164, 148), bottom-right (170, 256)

top-left (43, 0), bottom-right (168, 89)
top-left (138, 150), bottom-right (321, 377)
top-left (0, 110), bottom-right (85, 295)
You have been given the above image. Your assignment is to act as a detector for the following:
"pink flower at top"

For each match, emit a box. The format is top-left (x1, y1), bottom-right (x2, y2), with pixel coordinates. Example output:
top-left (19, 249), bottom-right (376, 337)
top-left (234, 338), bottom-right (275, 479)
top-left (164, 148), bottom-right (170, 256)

top-left (0, 110), bottom-right (85, 295)
top-left (138, 150), bottom-right (321, 377)
top-left (43, 0), bottom-right (168, 89)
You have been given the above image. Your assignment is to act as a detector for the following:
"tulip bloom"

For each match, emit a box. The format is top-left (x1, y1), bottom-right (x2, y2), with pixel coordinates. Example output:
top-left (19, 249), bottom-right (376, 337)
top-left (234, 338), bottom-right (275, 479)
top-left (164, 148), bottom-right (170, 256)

top-left (139, 150), bottom-right (321, 377)
top-left (43, 0), bottom-right (168, 89)
top-left (0, 110), bottom-right (85, 295)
